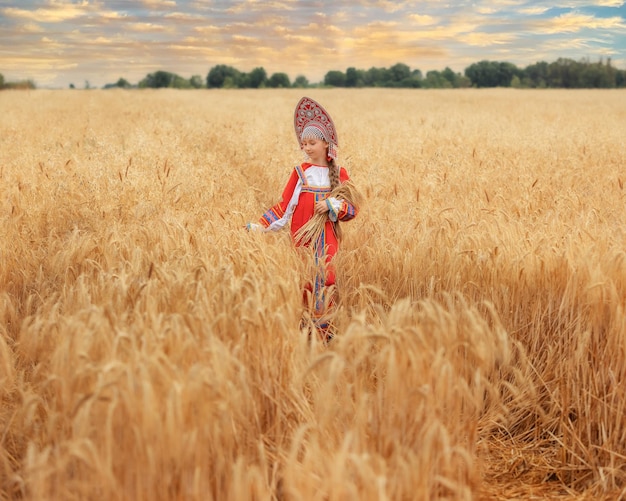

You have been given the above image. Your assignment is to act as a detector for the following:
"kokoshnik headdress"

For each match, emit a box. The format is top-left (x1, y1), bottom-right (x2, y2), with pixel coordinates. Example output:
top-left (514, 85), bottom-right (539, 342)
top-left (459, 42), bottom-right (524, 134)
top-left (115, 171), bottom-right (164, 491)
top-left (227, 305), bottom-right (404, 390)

top-left (294, 96), bottom-right (338, 161)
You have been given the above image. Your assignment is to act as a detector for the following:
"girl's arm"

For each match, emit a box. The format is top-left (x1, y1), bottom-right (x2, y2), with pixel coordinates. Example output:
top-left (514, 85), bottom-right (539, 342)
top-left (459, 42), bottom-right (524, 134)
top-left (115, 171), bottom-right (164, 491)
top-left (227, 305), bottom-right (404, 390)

top-left (248, 169), bottom-right (301, 232)
top-left (325, 197), bottom-right (357, 222)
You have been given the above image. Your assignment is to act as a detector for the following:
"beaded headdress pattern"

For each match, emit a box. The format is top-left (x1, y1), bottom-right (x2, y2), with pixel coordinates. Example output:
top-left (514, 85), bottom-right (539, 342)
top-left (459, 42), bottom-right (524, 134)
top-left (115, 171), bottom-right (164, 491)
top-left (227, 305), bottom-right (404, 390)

top-left (294, 97), bottom-right (338, 161)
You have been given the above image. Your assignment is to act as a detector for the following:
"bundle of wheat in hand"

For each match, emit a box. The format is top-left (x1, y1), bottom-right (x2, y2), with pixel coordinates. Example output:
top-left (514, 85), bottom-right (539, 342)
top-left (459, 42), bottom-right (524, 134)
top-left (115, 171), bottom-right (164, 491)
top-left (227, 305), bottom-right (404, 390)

top-left (295, 181), bottom-right (361, 246)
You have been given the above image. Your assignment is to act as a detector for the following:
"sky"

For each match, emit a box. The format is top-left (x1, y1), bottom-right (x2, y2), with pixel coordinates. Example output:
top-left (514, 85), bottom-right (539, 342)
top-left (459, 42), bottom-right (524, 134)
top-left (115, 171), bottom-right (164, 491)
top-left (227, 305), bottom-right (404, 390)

top-left (0, 0), bottom-right (625, 89)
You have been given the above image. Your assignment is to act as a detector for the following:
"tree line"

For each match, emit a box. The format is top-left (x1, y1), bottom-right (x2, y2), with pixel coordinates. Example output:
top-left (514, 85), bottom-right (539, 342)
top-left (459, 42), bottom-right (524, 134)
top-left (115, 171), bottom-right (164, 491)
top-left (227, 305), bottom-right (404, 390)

top-left (118, 58), bottom-right (626, 90)
top-left (1, 57), bottom-right (624, 90)
top-left (0, 73), bottom-right (36, 90)
top-left (104, 57), bottom-right (626, 89)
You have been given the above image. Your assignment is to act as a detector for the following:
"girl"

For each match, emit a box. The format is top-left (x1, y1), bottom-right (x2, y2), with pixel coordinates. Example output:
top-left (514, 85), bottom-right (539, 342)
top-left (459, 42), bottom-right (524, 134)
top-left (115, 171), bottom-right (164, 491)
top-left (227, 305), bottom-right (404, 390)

top-left (247, 96), bottom-right (359, 342)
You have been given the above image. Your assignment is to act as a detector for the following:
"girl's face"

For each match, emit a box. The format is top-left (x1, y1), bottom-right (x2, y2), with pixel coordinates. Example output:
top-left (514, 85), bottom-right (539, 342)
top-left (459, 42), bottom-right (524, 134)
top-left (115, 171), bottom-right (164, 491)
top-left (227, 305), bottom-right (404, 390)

top-left (301, 137), bottom-right (329, 165)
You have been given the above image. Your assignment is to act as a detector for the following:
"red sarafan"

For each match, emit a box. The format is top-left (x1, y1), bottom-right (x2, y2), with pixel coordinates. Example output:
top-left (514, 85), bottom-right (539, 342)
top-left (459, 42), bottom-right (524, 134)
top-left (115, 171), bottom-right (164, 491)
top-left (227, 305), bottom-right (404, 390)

top-left (247, 97), bottom-right (359, 341)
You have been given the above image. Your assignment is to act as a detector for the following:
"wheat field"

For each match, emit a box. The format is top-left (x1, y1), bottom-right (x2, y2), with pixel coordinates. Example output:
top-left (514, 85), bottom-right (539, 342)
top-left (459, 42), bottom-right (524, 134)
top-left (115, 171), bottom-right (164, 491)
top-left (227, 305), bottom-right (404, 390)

top-left (1, 88), bottom-right (625, 500)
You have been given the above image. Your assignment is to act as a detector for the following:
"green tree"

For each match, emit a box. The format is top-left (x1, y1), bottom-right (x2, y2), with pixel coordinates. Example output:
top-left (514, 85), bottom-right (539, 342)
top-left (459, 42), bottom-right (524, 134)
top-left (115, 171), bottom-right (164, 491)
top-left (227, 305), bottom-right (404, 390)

top-left (248, 67), bottom-right (267, 88)
top-left (190, 75), bottom-right (204, 88)
top-left (293, 75), bottom-right (309, 88)
top-left (523, 61), bottom-right (549, 88)
top-left (154, 71), bottom-right (173, 88)
top-left (172, 74), bottom-right (192, 89)
top-left (139, 70), bottom-right (174, 88)
top-left (606, 58), bottom-right (616, 88)
top-left (268, 72), bottom-right (290, 88)
top-left (465, 60), bottom-right (521, 87)
top-left (465, 61), bottom-right (497, 87)
top-left (207, 65), bottom-right (241, 88)
top-left (0, 73), bottom-right (4, 89)
top-left (237, 73), bottom-right (251, 88)
top-left (546, 59), bottom-right (563, 87)
top-left (345, 67), bottom-right (359, 87)
top-left (345, 67), bottom-right (366, 87)
top-left (423, 70), bottom-right (450, 88)
top-left (547, 58), bottom-right (578, 88)
top-left (498, 62), bottom-right (522, 87)
top-left (324, 70), bottom-right (346, 87)
top-left (441, 67), bottom-right (456, 86)
top-left (580, 60), bottom-right (613, 88)
top-left (390, 63), bottom-right (411, 82)
top-left (222, 76), bottom-right (238, 88)
top-left (103, 78), bottom-right (132, 89)
top-left (363, 67), bottom-right (390, 86)
top-left (397, 77), bottom-right (421, 88)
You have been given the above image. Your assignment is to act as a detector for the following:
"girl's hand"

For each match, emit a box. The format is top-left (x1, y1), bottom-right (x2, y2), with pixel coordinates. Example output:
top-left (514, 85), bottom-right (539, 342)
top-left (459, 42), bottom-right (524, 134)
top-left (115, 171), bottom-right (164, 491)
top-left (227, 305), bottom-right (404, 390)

top-left (314, 200), bottom-right (329, 214)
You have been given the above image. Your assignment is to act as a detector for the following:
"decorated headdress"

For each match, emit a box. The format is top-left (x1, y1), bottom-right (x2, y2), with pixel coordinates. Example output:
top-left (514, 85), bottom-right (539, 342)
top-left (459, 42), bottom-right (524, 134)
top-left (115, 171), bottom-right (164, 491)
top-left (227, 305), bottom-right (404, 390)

top-left (294, 96), bottom-right (338, 161)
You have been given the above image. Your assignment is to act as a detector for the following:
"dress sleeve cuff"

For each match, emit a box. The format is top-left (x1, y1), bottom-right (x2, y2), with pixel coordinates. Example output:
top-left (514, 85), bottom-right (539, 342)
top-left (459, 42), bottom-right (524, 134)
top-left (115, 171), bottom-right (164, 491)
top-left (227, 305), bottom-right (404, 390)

top-left (326, 197), bottom-right (340, 222)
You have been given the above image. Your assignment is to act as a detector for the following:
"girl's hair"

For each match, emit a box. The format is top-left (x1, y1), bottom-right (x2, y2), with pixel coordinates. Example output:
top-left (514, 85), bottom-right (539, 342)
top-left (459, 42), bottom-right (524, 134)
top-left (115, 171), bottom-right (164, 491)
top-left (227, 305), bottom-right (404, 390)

top-left (327, 157), bottom-right (342, 241)
top-left (328, 157), bottom-right (340, 191)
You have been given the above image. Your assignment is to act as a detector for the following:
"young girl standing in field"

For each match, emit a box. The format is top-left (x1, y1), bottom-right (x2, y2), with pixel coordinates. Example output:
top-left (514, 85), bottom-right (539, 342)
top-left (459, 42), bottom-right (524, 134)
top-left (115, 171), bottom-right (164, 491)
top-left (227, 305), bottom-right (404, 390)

top-left (247, 97), bottom-right (359, 342)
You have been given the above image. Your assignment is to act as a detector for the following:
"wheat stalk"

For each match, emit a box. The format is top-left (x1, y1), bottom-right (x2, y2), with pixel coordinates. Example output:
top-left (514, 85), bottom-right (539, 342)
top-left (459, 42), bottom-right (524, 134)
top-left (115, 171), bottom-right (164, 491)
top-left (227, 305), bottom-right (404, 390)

top-left (3, 89), bottom-right (626, 500)
top-left (294, 180), bottom-right (361, 246)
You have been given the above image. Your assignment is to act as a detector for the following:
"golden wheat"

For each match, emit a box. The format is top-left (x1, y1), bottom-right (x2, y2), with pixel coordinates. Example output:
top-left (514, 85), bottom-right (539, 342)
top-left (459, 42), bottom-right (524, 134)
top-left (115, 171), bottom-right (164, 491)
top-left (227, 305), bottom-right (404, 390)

top-left (1, 88), bottom-right (625, 500)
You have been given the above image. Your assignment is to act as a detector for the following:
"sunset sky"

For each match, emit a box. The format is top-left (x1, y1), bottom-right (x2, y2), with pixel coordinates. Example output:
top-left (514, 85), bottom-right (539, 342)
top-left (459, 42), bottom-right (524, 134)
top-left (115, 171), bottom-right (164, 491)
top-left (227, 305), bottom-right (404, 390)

top-left (1, 0), bottom-right (625, 88)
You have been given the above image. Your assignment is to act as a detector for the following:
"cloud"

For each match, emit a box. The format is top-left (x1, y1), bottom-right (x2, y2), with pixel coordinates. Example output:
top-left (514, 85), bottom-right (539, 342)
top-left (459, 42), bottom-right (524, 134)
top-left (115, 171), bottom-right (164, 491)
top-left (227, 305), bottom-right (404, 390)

top-left (525, 0), bottom-right (624, 7)
top-left (140, 0), bottom-right (178, 7)
top-left (535, 12), bottom-right (626, 34)
top-left (370, 0), bottom-right (406, 13)
top-left (100, 11), bottom-right (127, 20)
top-left (1, 0), bottom-right (624, 88)
top-left (598, 0), bottom-right (625, 5)
top-left (458, 31), bottom-right (518, 46)
top-left (408, 14), bottom-right (438, 26)
top-left (127, 22), bottom-right (170, 33)
top-left (164, 11), bottom-right (207, 21)
top-left (231, 34), bottom-right (258, 44)
top-left (193, 25), bottom-right (221, 34)
top-left (537, 37), bottom-right (593, 51)
top-left (19, 22), bottom-right (45, 33)
top-left (519, 6), bottom-right (551, 15)
top-left (2, 2), bottom-right (89, 23)
top-left (225, 0), bottom-right (297, 15)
